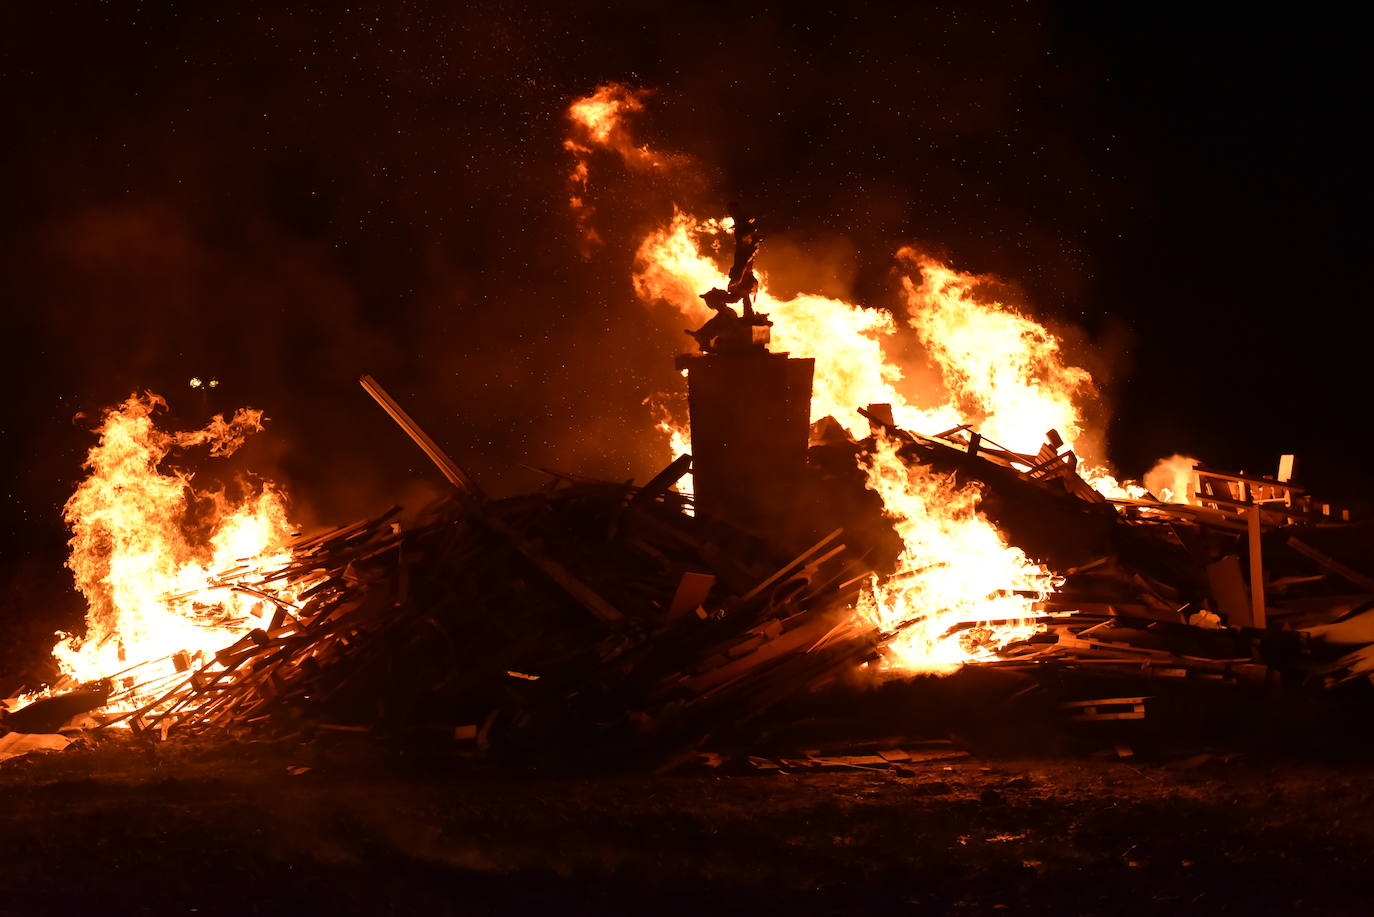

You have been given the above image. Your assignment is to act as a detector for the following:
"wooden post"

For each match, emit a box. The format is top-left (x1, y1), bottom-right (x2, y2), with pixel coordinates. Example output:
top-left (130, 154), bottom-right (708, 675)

top-left (1247, 504), bottom-right (1266, 628)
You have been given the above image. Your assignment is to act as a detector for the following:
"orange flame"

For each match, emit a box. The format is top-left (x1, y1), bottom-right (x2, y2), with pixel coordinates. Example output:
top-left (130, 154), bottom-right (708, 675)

top-left (859, 436), bottom-right (1054, 672)
top-left (560, 85), bottom-right (1086, 672)
top-left (50, 393), bottom-right (302, 711)
top-left (1143, 454), bottom-right (1199, 504)
top-left (629, 211), bottom-right (1058, 670)
top-left (564, 83), bottom-right (668, 255)
top-left (566, 83), bottom-right (656, 158)
top-left (897, 250), bottom-right (1091, 451)
top-left (562, 85), bottom-right (1202, 673)
top-left (634, 211), bottom-right (959, 436)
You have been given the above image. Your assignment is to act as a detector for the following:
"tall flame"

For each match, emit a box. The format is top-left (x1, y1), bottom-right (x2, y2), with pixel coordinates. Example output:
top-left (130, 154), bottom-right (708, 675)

top-left (52, 393), bottom-right (301, 709)
top-left (859, 436), bottom-right (1056, 673)
top-left (634, 211), bottom-right (959, 436)
top-left (563, 85), bottom-right (1155, 672)
top-left (632, 212), bottom-right (1052, 670)
top-left (898, 250), bottom-right (1091, 451)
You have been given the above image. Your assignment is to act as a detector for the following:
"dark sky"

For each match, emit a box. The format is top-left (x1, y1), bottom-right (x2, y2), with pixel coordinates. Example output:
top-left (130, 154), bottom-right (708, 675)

top-left (0, 2), bottom-right (1367, 662)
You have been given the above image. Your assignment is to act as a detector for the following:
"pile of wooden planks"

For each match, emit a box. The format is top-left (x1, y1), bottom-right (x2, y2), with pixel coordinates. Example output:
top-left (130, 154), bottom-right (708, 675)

top-left (81, 452), bottom-right (878, 768)
top-left (849, 406), bottom-right (1374, 714)
top-left (15, 381), bottom-right (1374, 766)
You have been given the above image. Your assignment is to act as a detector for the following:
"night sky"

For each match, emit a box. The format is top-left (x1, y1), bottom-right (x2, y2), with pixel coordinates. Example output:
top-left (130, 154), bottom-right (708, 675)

top-left (0, 3), bottom-right (1366, 672)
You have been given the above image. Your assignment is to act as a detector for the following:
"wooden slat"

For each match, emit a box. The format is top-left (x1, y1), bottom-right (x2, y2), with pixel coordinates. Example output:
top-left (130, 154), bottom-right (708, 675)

top-left (738, 529), bottom-right (843, 605)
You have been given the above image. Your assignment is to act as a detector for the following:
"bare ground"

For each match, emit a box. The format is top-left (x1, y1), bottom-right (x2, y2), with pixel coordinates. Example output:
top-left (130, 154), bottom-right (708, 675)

top-left (4, 734), bottom-right (1374, 916)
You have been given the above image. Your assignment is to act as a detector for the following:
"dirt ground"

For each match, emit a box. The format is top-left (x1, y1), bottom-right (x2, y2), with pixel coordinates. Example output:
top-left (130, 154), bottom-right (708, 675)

top-left (4, 735), bottom-right (1374, 916)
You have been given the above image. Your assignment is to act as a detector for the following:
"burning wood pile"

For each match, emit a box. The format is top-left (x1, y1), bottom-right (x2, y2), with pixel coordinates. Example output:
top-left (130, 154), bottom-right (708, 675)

top-left (6, 88), bottom-right (1374, 765)
top-left (7, 364), bottom-right (1374, 770)
top-left (852, 407), bottom-right (1374, 692)
top-left (6, 428), bottom-right (878, 770)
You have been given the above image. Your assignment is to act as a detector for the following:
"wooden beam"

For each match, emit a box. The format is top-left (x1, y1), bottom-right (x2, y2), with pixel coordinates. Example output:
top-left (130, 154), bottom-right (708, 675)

top-left (1288, 537), bottom-right (1374, 593)
top-left (359, 374), bottom-right (485, 503)
top-left (632, 454), bottom-right (692, 506)
top-left (484, 516), bottom-right (625, 624)
top-left (1194, 465), bottom-right (1305, 495)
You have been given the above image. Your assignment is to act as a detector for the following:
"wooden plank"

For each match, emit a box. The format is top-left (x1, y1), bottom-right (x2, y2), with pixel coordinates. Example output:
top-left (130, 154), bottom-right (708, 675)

top-left (864, 403), bottom-right (895, 433)
top-left (1063, 470), bottom-right (1109, 504)
top-left (1060, 695), bottom-right (1149, 708)
top-left (1025, 450), bottom-right (1072, 480)
top-left (1054, 635), bottom-right (1175, 660)
top-left (631, 454), bottom-right (692, 506)
top-left (857, 406), bottom-right (916, 446)
top-left (1195, 466), bottom-right (1305, 495)
top-left (737, 528), bottom-right (843, 605)
top-left (485, 516), bottom-right (625, 624)
top-left (684, 615), bottom-right (835, 694)
top-left (1288, 537), bottom-right (1374, 593)
top-left (359, 374), bottom-right (485, 502)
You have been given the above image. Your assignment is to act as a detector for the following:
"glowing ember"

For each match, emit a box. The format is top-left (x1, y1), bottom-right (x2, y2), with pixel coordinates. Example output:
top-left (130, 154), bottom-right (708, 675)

top-left (50, 392), bottom-right (302, 712)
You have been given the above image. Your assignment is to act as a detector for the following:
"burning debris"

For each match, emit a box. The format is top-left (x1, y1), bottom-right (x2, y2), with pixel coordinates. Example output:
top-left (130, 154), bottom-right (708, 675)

top-left (6, 187), bottom-right (1374, 773)
top-left (7, 361), bottom-right (1373, 771)
top-left (50, 393), bottom-right (299, 701)
top-left (5, 86), bottom-right (1374, 772)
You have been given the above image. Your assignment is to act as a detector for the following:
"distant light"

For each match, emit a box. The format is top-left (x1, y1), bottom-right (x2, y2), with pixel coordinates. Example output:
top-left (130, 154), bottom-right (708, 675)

top-left (189, 377), bottom-right (203, 388)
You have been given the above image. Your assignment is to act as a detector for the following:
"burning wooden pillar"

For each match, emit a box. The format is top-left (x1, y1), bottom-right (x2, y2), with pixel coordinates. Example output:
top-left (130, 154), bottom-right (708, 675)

top-left (676, 351), bottom-right (814, 533)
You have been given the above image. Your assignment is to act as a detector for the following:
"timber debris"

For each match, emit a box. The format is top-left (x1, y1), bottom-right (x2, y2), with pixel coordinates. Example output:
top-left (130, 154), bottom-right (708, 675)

top-left (7, 381), bottom-right (1374, 770)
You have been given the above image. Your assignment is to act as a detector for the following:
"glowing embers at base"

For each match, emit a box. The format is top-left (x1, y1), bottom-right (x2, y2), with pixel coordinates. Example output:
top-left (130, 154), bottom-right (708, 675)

top-left (52, 392), bottom-right (302, 712)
